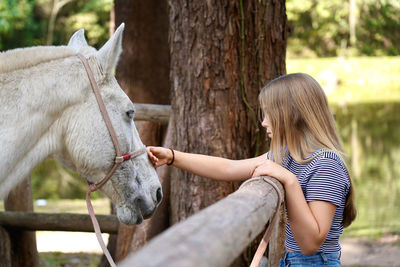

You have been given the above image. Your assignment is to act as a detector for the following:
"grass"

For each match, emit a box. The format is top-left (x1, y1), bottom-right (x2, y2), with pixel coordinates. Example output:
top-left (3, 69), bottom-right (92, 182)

top-left (343, 175), bottom-right (400, 239)
top-left (286, 56), bottom-right (400, 104)
top-left (39, 252), bottom-right (101, 267)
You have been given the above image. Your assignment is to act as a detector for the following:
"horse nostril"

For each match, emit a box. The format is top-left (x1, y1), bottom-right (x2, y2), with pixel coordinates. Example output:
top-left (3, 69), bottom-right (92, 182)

top-left (156, 187), bottom-right (163, 204)
top-left (135, 197), bottom-right (142, 206)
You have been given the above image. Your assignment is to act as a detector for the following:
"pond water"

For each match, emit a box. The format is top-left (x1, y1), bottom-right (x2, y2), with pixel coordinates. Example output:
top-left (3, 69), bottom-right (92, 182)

top-left (332, 102), bottom-right (400, 237)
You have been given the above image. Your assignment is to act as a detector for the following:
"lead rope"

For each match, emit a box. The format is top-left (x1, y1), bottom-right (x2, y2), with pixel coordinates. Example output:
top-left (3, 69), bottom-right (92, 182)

top-left (84, 148), bottom-right (146, 267)
top-left (239, 177), bottom-right (284, 267)
top-left (86, 186), bottom-right (117, 267)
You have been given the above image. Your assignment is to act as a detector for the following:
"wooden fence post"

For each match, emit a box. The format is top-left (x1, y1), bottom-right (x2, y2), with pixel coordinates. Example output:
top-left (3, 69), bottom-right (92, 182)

top-left (0, 226), bottom-right (12, 267)
top-left (267, 202), bottom-right (286, 267)
top-left (4, 177), bottom-right (39, 267)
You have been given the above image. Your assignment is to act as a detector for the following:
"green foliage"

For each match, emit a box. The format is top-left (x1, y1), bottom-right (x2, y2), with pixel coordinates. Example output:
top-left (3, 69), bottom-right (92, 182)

top-left (31, 159), bottom-right (91, 199)
top-left (0, 0), bottom-right (43, 49)
top-left (286, 0), bottom-right (400, 57)
top-left (53, 0), bottom-right (112, 48)
top-left (286, 0), bottom-right (349, 57)
top-left (0, 0), bottom-right (112, 51)
top-left (357, 0), bottom-right (400, 56)
top-left (31, 160), bottom-right (109, 200)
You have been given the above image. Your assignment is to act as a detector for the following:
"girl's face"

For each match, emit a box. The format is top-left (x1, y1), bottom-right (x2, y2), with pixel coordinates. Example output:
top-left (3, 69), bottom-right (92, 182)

top-left (261, 114), bottom-right (273, 138)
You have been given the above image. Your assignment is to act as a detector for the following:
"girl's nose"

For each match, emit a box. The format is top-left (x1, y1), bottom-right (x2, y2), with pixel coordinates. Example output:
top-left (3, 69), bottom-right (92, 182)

top-left (261, 118), bottom-right (268, 128)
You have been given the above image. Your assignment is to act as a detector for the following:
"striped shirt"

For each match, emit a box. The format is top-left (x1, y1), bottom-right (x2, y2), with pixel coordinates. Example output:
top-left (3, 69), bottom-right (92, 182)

top-left (271, 150), bottom-right (350, 253)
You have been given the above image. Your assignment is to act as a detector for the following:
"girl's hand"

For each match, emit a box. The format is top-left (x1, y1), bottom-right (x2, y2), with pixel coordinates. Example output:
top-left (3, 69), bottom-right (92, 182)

top-left (252, 159), bottom-right (296, 185)
top-left (147, 146), bottom-right (173, 167)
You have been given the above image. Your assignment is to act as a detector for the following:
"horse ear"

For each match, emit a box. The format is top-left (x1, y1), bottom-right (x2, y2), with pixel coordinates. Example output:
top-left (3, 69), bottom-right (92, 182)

top-left (68, 29), bottom-right (88, 50)
top-left (98, 23), bottom-right (125, 75)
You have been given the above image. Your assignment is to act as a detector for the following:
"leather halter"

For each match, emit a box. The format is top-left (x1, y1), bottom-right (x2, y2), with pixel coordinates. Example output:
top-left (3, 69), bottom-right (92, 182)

top-left (77, 53), bottom-right (146, 267)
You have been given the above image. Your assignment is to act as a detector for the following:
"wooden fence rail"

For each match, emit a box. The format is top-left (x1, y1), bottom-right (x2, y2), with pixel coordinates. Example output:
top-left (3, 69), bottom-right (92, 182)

top-left (119, 177), bottom-right (284, 267)
top-left (0, 105), bottom-right (284, 267)
top-left (0, 212), bottom-right (119, 234)
top-left (134, 104), bottom-right (171, 123)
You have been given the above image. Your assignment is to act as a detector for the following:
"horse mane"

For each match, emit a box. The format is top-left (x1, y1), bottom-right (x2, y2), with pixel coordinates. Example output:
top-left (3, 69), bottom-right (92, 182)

top-left (0, 46), bottom-right (77, 74)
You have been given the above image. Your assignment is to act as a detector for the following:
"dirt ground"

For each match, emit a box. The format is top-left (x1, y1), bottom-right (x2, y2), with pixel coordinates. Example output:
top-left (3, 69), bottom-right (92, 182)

top-left (341, 234), bottom-right (400, 267)
top-left (37, 232), bottom-right (400, 266)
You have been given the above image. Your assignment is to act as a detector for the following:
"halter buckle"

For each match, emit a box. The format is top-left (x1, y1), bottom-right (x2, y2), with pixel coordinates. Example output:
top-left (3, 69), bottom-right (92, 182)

top-left (115, 153), bottom-right (131, 163)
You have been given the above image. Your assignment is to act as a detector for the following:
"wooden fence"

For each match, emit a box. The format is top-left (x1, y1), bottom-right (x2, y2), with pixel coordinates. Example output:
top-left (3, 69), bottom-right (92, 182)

top-left (119, 177), bottom-right (284, 267)
top-left (0, 104), bottom-right (285, 267)
top-left (0, 212), bottom-right (119, 233)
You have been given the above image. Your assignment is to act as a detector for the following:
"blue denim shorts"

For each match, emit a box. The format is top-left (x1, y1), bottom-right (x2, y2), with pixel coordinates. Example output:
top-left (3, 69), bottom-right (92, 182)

top-left (279, 251), bottom-right (341, 267)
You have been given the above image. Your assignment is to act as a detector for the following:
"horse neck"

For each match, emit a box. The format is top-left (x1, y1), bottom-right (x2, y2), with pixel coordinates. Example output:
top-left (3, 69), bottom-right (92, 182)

top-left (0, 54), bottom-right (96, 198)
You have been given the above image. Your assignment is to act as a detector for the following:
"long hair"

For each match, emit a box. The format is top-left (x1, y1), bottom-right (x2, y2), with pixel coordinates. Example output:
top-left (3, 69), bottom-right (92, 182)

top-left (259, 73), bottom-right (356, 227)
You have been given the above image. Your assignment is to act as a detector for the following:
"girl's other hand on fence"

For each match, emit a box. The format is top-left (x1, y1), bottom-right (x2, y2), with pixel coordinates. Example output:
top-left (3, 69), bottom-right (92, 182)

top-left (147, 146), bottom-right (172, 167)
top-left (252, 159), bottom-right (296, 186)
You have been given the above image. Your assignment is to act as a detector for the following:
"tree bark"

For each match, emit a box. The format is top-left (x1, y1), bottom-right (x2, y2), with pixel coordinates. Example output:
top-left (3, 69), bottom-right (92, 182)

top-left (4, 178), bottom-right (39, 267)
top-left (168, 0), bottom-right (287, 265)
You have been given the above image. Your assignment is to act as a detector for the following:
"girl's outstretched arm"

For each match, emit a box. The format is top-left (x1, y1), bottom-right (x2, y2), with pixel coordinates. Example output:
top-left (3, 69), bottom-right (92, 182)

top-left (252, 160), bottom-right (336, 255)
top-left (147, 146), bottom-right (266, 182)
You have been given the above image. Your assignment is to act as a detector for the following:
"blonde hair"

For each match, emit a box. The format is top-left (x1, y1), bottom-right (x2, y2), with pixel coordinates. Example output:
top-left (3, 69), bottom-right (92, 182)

top-left (259, 73), bottom-right (356, 227)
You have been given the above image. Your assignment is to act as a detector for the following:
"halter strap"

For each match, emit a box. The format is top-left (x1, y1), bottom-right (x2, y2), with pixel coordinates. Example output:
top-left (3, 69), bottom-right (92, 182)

top-left (77, 54), bottom-right (122, 158)
top-left (77, 53), bottom-right (146, 267)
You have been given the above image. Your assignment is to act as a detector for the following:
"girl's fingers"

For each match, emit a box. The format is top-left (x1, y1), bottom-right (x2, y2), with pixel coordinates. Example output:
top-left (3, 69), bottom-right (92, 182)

top-left (147, 146), bottom-right (171, 168)
top-left (146, 147), bottom-right (159, 167)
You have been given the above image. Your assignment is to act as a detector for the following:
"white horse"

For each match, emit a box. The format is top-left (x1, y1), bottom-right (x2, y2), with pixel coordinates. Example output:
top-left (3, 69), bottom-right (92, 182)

top-left (0, 24), bottom-right (162, 225)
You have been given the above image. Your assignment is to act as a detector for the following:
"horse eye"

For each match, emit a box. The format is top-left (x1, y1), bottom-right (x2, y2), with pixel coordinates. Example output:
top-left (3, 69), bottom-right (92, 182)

top-left (126, 110), bottom-right (135, 120)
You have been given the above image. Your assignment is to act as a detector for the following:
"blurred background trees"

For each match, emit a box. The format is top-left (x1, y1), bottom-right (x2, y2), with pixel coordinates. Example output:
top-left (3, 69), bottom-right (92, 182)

top-left (2, 0), bottom-right (399, 56)
top-left (0, 0), bottom-right (112, 50)
top-left (286, 0), bottom-right (400, 57)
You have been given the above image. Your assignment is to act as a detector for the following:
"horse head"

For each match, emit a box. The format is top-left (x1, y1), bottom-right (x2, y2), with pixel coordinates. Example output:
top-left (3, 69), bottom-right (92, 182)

top-left (55, 24), bottom-right (162, 225)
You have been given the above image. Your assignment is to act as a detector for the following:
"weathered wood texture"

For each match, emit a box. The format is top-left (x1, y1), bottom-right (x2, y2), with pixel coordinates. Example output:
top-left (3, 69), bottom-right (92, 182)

top-left (268, 203), bottom-right (286, 267)
top-left (133, 104), bottom-right (170, 124)
top-left (0, 212), bottom-right (119, 234)
top-left (0, 226), bottom-right (11, 267)
top-left (119, 177), bottom-right (284, 267)
top-left (4, 178), bottom-right (39, 267)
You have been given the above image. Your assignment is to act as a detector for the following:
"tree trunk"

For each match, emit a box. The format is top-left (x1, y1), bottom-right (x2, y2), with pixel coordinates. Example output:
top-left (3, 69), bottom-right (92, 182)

top-left (115, 0), bottom-right (170, 105)
top-left (4, 178), bottom-right (39, 267)
top-left (168, 0), bottom-right (287, 265)
top-left (103, 0), bottom-right (171, 265)
top-left (349, 0), bottom-right (357, 47)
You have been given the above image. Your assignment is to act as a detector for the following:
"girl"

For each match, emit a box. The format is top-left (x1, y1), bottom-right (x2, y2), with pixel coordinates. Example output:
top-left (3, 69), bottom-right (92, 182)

top-left (147, 73), bottom-right (356, 266)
